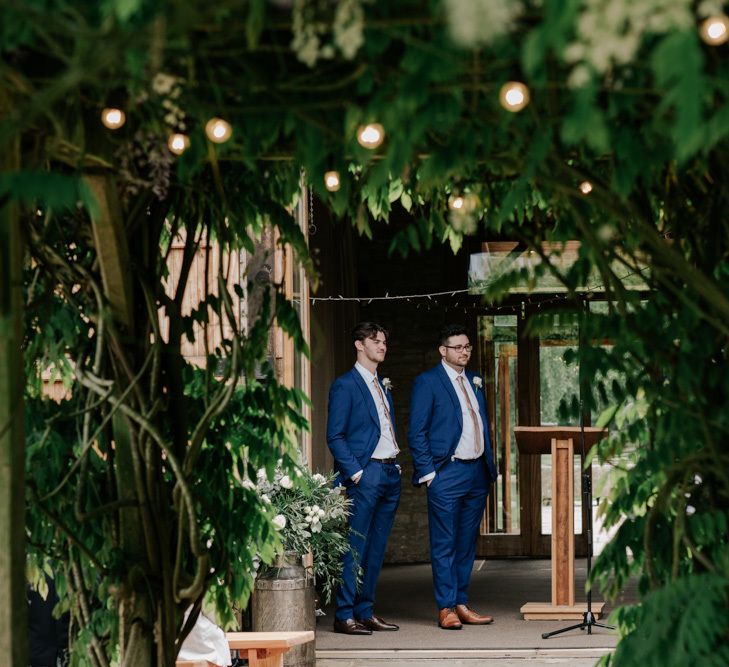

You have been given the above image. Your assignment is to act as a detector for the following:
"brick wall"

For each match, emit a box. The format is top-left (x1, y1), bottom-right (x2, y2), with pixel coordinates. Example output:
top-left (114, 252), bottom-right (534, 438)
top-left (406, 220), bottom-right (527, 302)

top-left (353, 215), bottom-right (471, 563)
top-left (310, 208), bottom-right (476, 563)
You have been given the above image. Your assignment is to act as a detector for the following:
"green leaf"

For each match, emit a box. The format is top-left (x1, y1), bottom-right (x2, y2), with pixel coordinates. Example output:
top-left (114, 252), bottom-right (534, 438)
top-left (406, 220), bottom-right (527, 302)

top-left (246, 0), bottom-right (266, 48)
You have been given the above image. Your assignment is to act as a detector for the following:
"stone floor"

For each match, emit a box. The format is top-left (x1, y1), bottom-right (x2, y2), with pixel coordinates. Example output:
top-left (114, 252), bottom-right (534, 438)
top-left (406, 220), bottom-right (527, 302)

top-left (315, 559), bottom-right (636, 666)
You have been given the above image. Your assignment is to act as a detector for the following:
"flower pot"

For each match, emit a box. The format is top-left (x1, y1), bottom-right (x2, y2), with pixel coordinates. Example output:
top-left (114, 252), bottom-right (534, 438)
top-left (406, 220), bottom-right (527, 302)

top-left (252, 551), bottom-right (315, 667)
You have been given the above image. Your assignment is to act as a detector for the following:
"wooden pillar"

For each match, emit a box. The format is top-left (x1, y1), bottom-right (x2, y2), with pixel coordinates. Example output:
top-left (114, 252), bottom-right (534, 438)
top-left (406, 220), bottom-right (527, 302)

top-left (517, 305), bottom-right (542, 555)
top-left (0, 133), bottom-right (27, 666)
top-left (551, 438), bottom-right (575, 606)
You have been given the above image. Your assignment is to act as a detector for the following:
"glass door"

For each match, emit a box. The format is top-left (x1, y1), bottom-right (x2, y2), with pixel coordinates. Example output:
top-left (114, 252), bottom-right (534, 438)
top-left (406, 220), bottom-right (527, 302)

top-left (476, 314), bottom-right (523, 556)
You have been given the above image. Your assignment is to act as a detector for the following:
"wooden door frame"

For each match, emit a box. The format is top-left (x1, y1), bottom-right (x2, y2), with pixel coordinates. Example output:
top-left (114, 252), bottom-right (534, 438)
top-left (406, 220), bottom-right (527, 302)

top-left (475, 304), bottom-right (590, 558)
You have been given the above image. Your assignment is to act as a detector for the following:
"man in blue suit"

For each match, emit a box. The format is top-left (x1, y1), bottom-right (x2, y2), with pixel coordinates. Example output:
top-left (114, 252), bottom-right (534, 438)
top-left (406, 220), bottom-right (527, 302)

top-left (327, 322), bottom-right (401, 635)
top-left (408, 324), bottom-right (498, 630)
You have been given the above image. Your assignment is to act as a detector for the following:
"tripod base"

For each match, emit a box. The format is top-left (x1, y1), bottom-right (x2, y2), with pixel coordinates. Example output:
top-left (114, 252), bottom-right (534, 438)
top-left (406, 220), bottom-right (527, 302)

top-left (541, 610), bottom-right (615, 639)
top-left (521, 601), bottom-right (606, 621)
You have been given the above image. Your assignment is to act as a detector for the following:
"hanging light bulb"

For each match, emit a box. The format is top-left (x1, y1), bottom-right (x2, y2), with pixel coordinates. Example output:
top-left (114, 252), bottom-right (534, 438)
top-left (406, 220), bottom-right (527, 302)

top-left (324, 171), bottom-right (341, 192)
top-left (449, 195), bottom-right (465, 211)
top-left (700, 15), bottom-right (729, 45)
top-left (167, 133), bottom-right (190, 155)
top-left (101, 108), bottom-right (126, 129)
top-left (357, 123), bottom-right (385, 149)
top-left (499, 81), bottom-right (530, 112)
top-left (448, 192), bottom-right (479, 211)
top-left (205, 117), bottom-right (233, 143)
top-left (579, 181), bottom-right (593, 195)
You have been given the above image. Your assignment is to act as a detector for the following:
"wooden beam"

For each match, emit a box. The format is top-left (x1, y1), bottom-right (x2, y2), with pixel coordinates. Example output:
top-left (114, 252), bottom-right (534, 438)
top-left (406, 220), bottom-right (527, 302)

top-left (0, 131), bottom-right (27, 666)
top-left (517, 305), bottom-right (544, 555)
top-left (84, 174), bottom-right (134, 329)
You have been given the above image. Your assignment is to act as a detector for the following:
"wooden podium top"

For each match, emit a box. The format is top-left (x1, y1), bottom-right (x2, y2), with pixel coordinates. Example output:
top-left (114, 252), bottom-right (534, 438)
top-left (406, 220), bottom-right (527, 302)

top-left (514, 426), bottom-right (608, 455)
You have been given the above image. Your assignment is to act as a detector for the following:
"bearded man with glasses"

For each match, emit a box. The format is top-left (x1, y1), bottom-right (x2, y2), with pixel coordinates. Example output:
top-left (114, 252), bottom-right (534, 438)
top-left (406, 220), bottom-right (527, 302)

top-left (408, 324), bottom-right (498, 630)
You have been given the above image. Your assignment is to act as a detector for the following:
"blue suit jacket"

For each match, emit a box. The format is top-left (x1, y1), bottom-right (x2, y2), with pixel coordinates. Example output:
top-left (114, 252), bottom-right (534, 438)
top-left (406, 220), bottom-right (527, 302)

top-left (407, 363), bottom-right (497, 486)
top-left (327, 368), bottom-right (397, 486)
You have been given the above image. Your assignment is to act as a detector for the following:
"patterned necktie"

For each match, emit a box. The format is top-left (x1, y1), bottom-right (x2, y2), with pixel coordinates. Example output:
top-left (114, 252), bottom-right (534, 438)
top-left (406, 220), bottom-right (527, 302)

top-left (457, 375), bottom-right (483, 456)
top-left (373, 378), bottom-right (399, 453)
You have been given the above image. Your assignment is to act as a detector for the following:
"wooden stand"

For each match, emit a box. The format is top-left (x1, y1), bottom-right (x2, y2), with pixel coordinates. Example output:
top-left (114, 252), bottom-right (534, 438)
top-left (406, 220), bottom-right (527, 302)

top-left (514, 426), bottom-right (607, 621)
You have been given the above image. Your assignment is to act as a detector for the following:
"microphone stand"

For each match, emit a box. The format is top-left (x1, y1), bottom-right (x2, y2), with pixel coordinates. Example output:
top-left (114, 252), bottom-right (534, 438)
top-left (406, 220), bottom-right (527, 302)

top-left (542, 302), bottom-right (614, 639)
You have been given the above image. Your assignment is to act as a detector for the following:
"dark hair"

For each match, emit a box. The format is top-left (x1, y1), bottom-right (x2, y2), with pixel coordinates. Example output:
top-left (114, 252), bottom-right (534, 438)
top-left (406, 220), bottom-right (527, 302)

top-left (352, 321), bottom-right (388, 344)
top-left (439, 324), bottom-right (468, 347)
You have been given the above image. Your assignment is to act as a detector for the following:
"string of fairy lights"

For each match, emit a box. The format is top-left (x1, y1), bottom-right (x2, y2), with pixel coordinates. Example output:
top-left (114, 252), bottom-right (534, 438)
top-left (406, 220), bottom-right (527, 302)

top-left (307, 284), bottom-right (621, 315)
top-left (99, 13), bottom-right (729, 200)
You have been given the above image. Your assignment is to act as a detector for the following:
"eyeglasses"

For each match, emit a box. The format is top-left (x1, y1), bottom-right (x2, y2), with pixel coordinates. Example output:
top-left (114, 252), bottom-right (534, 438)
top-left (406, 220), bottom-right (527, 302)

top-left (443, 344), bottom-right (473, 353)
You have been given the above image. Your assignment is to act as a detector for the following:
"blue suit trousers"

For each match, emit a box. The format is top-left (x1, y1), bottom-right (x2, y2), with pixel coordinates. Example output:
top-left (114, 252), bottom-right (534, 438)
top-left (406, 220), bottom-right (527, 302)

top-left (336, 460), bottom-right (401, 620)
top-left (426, 458), bottom-right (488, 609)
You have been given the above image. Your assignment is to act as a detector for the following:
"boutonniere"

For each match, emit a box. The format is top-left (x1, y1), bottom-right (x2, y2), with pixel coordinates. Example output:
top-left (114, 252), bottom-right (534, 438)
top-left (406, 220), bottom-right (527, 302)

top-left (472, 376), bottom-right (483, 390)
top-left (382, 377), bottom-right (393, 392)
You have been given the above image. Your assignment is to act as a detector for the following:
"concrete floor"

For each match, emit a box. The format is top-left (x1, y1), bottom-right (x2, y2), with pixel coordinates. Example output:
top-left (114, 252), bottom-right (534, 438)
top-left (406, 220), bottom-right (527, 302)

top-left (315, 559), bottom-right (635, 664)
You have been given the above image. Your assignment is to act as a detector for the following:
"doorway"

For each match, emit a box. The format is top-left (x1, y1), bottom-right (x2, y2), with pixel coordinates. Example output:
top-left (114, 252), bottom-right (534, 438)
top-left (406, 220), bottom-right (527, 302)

top-left (475, 306), bottom-right (591, 558)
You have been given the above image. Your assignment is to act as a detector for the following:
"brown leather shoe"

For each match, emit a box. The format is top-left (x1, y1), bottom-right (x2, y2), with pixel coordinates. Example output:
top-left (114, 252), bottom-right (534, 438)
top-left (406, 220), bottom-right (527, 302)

top-left (333, 618), bottom-right (373, 635)
top-left (455, 604), bottom-right (494, 625)
top-left (357, 615), bottom-right (399, 631)
top-left (438, 607), bottom-right (463, 630)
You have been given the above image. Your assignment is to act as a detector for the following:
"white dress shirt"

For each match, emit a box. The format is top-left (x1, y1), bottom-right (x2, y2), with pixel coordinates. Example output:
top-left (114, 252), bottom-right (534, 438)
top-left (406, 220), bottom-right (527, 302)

top-left (442, 360), bottom-right (484, 460)
top-left (351, 362), bottom-right (399, 481)
top-left (419, 360), bottom-right (484, 485)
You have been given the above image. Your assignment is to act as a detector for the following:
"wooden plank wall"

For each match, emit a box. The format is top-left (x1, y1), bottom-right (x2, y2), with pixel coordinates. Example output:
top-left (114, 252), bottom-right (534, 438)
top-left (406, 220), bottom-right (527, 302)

top-left (163, 232), bottom-right (242, 367)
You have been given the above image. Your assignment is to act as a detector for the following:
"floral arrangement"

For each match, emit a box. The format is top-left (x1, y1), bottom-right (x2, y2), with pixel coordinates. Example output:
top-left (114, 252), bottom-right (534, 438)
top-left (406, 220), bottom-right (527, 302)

top-left (254, 466), bottom-right (352, 604)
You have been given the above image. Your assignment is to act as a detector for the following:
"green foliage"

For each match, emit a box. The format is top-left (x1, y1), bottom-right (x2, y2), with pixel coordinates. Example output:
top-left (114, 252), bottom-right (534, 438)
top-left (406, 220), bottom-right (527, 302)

top-left (4, 0), bottom-right (729, 664)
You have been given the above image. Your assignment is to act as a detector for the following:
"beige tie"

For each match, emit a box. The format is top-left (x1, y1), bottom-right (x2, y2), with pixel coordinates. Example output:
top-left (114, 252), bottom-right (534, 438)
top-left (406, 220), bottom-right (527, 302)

top-left (373, 378), bottom-right (399, 454)
top-left (457, 375), bottom-right (483, 456)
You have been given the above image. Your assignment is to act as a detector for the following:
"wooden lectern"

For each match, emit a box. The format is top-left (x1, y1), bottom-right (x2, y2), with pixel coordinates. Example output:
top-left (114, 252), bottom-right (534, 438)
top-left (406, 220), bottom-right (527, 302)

top-left (514, 426), bottom-right (608, 620)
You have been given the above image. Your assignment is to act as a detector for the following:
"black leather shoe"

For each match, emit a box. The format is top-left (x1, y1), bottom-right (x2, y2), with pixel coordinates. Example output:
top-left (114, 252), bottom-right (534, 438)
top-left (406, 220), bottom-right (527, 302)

top-left (357, 615), bottom-right (399, 631)
top-left (333, 618), bottom-right (373, 635)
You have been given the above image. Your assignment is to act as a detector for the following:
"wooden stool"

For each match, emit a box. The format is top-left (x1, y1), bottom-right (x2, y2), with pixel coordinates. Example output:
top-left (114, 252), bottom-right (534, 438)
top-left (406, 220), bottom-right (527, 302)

top-left (175, 630), bottom-right (314, 667)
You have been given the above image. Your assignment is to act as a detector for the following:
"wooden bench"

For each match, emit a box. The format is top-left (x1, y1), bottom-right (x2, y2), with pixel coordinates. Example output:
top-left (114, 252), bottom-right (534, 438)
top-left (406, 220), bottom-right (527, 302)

top-left (176, 630), bottom-right (315, 667)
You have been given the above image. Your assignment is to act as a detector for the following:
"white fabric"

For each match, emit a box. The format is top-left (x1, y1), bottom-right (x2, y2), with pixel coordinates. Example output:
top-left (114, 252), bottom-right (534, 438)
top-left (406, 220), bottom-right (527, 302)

top-left (354, 362), bottom-right (399, 459)
top-left (441, 360), bottom-right (484, 460)
top-left (178, 608), bottom-right (232, 667)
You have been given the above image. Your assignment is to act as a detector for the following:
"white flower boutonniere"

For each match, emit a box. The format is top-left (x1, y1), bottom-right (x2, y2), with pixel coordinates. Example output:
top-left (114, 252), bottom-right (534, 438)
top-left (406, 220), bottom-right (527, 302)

top-left (382, 377), bottom-right (393, 392)
top-left (472, 376), bottom-right (483, 390)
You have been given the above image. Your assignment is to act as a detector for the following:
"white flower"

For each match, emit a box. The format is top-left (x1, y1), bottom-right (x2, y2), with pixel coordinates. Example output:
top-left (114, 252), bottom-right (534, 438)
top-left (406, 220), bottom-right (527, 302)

top-left (272, 514), bottom-right (287, 530)
top-left (260, 494), bottom-right (271, 505)
top-left (279, 475), bottom-right (293, 489)
top-left (382, 377), bottom-right (393, 392)
top-left (152, 73), bottom-right (177, 95)
top-left (311, 522), bottom-right (322, 533)
top-left (313, 473), bottom-right (326, 485)
top-left (472, 376), bottom-right (483, 389)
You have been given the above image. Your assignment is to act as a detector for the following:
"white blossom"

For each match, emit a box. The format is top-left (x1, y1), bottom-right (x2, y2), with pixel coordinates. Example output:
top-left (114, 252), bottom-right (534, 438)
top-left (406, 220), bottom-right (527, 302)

top-left (152, 73), bottom-right (177, 95)
top-left (444, 0), bottom-right (522, 48)
top-left (272, 514), bottom-right (287, 530)
top-left (564, 0), bottom-right (693, 87)
top-left (279, 475), bottom-right (294, 489)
